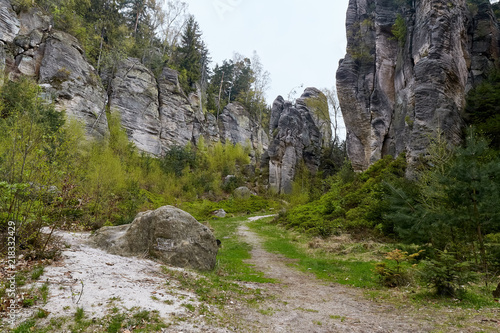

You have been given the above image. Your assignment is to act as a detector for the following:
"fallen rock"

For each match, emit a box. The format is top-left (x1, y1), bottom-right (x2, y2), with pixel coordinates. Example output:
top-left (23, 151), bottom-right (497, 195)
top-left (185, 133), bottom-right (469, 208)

top-left (91, 206), bottom-right (218, 271)
top-left (212, 209), bottom-right (227, 218)
top-left (234, 186), bottom-right (252, 200)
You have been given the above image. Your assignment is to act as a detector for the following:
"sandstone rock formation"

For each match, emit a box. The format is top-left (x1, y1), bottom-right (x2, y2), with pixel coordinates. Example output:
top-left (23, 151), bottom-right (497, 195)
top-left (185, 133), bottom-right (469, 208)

top-left (336, 0), bottom-right (500, 172)
top-left (0, 0), bottom-right (19, 44)
top-left (267, 89), bottom-right (330, 194)
top-left (219, 102), bottom-right (269, 159)
top-left (158, 66), bottom-right (202, 149)
top-left (108, 58), bottom-right (161, 154)
top-left (39, 31), bottom-right (108, 138)
top-left (91, 206), bottom-right (218, 271)
top-left (0, 0), bottom-right (304, 174)
top-left (0, 2), bottom-right (108, 137)
top-left (295, 88), bottom-right (332, 148)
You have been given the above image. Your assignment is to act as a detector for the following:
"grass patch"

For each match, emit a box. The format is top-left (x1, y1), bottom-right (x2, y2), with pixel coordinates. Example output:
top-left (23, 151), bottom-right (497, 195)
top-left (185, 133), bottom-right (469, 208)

top-left (206, 214), bottom-right (276, 284)
top-left (12, 307), bottom-right (168, 333)
top-left (248, 217), bottom-right (379, 289)
top-left (182, 197), bottom-right (281, 221)
top-left (74, 307), bottom-right (85, 322)
top-left (31, 265), bottom-right (44, 280)
top-left (12, 319), bottom-right (36, 333)
top-left (410, 286), bottom-right (500, 309)
top-left (39, 283), bottom-right (49, 303)
top-left (330, 315), bottom-right (347, 322)
top-left (248, 217), bottom-right (500, 312)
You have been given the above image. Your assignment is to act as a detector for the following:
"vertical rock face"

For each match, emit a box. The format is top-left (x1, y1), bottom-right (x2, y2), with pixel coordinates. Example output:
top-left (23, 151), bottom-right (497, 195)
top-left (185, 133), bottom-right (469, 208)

top-left (219, 102), bottom-right (269, 158)
top-left (0, 0), bottom-right (19, 44)
top-left (158, 67), bottom-right (199, 150)
top-left (0, 0), bottom-right (287, 170)
top-left (0, 1), bottom-right (108, 138)
top-left (267, 88), bottom-right (329, 194)
top-left (108, 58), bottom-right (161, 155)
top-left (336, 0), bottom-right (500, 172)
top-left (39, 31), bottom-right (108, 138)
top-left (295, 88), bottom-right (332, 147)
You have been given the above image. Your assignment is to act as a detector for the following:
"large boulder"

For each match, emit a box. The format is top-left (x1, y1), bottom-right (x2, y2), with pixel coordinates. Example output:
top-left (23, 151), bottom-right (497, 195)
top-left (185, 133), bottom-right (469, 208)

top-left (233, 186), bottom-right (252, 200)
top-left (91, 206), bottom-right (218, 271)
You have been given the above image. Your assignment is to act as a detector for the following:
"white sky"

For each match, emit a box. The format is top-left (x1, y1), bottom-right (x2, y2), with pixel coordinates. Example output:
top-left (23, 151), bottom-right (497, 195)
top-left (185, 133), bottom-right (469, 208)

top-left (183, 0), bottom-right (350, 138)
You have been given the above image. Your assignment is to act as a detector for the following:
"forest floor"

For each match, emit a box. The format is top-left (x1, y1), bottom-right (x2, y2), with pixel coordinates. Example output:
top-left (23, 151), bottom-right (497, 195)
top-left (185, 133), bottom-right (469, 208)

top-left (4, 215), bottom-right (500, 332)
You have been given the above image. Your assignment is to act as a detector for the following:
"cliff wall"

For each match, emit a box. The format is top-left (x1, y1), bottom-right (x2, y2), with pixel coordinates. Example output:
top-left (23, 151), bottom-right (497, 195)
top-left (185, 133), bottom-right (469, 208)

top-left (336, 0), bottom-right (500, 172)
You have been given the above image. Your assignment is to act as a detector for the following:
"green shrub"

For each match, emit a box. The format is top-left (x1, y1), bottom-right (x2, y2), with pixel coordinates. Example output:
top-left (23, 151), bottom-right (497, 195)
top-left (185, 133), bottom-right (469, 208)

top-left (280, 154), bottom-right (406, 236)
top-left (419, 250), bottom-right (478, 296)
top-left (374, 249), bottom-right (422, 287)
top-left (392, 14), bottom-right (407, 47)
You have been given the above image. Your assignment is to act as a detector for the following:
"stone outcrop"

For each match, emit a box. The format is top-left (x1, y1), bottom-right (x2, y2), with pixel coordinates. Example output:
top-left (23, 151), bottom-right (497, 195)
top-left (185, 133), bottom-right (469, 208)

top-left (295, 88), bottom-right (332, 148)
top-left (39, 31), bottom-right (108, 137)
top-left (158, 67), bottom-right (201, 150)
top-left (108, 58), bottom-right (161, 154)
top-left (0, 2), bottom-right (108, 137)
top-left (267, 89), bottom-right (329, 194)
top-left (0, 0), bottom-right (295, 172)
top-left (219, 102), bottom-right (269, 159)
top-left (0, 0), bottom-right (19, 44)
top-left (91, 205), bottom-right (218, 271)
top-left (336, 0), bottom-right (500, 172)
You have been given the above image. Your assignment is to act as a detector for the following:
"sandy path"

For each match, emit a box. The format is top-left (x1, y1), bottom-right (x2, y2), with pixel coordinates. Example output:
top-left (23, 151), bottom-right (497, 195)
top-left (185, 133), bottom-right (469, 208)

top-left (235, 217), bottom-right (433, 333)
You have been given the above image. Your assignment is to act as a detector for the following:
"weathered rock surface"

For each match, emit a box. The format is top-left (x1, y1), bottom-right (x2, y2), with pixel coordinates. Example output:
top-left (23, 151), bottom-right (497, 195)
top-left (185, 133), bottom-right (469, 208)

top-left (108, 58), bottom-right (161, 154)
top-left (91, 206), bottom-right (218, 271)
top-left (0, 0), bottom-right (19, 44)
top-left (295, 88), bottom-right (332, 147)
top-left (0, 2), bottom-right (108, 137)
top-left (158, 66), bottom-right (199, 150)
top-left (212, 209), bottom-right (227, 218)
top-left (267, 89), bottom-right (328, 194)
top-left (219, 102), bottom-right (269, 159)
top-left (233, 186), bottom-right (253, 200)
top-left (39, 31), bottom-right (108, 137)
top-left (0, 0), bottom-right (284, 171)
top-left (336, 0), bottom-right (500, 172)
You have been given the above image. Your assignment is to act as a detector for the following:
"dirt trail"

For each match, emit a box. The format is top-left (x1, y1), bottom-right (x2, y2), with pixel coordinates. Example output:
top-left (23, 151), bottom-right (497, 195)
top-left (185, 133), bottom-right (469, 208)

top-left (235, 216), bottom-right (432, 333)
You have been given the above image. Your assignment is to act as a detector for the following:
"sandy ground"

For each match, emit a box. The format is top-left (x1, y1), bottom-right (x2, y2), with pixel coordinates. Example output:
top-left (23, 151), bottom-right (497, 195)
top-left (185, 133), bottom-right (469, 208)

top-left (12, 230), bottom-right (231, 332)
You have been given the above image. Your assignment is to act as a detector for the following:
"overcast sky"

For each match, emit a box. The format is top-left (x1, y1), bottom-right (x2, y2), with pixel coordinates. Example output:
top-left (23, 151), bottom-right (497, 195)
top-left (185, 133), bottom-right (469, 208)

top-left (182, 0), bottom-right (350, 138)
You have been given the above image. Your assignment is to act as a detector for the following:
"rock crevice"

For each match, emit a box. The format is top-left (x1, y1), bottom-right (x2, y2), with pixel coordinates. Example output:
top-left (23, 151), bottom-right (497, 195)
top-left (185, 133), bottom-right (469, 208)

top-left (337, 0), bottom-right (500, 172)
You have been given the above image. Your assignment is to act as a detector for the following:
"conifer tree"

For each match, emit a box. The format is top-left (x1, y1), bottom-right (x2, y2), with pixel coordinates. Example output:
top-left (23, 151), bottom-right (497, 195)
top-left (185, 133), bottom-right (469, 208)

top-left (175, 15), bottom-right (209, 93)
top-left (387, 130), bottom-right (500, 272)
